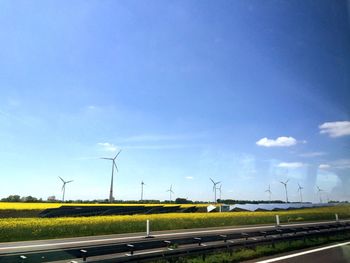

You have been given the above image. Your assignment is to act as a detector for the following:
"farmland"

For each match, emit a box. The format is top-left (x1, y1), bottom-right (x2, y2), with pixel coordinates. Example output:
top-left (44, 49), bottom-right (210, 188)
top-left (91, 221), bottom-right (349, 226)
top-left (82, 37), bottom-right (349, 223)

top-left (0, 204), bottom-right (349, 242)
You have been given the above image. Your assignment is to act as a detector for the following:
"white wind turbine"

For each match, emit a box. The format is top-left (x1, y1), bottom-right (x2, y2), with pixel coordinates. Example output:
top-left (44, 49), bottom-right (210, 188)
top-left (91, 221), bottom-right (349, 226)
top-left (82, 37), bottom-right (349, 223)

top-left (58, 176), bottom-right (73, 202)
top-left (210, 178), bottom-right (221, 203)
top-left (297, 183), bottom-right (304, 203)
top-left (317, 185), bottom-right (324, 203)
top-left (280, 179), bottom-right (289, 203)
top-left (265, 184), bottom-right (272, 202)
top-left (101, 150), bottom-right (122, 203)
top-left (167, 185), bottom-right (174, 202)
top-left (141, 181), bottom-right (145, 201)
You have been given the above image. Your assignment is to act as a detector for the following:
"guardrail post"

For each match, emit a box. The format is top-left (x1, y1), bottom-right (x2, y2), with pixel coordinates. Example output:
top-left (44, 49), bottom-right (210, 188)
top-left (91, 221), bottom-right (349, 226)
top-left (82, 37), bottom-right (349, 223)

top-left (145, 219), bottom-right (154, 238)
top-left (335, 213), bottom-right (339, 222)
top-left (127, 244), bottom-right (134, 255)
top-left (80, 249), bottom-right (87, 261)
top-left (164, 240), bottom-right (172, 249)
top-left (276, 215), bottom-right (280, 226)
top-left (194, 237), bottom-right (202, 246)
top-left (220, 234), bottom-right (227, 242)
top-left (147, 219), bottom-right (150, 236)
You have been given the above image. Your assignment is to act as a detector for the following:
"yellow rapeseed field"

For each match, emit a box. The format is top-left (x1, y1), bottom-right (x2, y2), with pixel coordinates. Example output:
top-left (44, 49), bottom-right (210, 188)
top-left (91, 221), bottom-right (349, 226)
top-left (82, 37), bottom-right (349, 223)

top-left (0, 205), bottom-right (349, 242)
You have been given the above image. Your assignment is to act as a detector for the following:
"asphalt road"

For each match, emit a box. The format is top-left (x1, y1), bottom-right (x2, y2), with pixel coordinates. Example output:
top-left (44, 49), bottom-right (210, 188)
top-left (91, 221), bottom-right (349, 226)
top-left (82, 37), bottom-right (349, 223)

top-left (0, 219), bottom-right (348, 255)
top-left (252, 241), bottom-right (350, 263)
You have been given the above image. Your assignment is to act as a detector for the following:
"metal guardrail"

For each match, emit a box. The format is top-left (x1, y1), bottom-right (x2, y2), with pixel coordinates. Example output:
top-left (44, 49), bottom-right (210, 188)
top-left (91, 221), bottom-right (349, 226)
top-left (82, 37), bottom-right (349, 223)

top-left (0, 221), bottom-right (349, 263)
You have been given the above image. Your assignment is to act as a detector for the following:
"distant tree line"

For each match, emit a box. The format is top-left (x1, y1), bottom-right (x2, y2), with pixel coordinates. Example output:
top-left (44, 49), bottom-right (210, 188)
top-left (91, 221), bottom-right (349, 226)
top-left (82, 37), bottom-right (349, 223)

top-left (1, 195), bottom-right (43, 202)
top-left (1, 195), bottom-right (346, 204)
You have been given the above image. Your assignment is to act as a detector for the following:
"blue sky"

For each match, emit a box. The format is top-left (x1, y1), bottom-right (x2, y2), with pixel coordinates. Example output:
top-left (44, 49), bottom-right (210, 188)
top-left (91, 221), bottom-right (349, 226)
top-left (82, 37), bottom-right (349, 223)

top-left (0, 1), bottom-right (349, 202)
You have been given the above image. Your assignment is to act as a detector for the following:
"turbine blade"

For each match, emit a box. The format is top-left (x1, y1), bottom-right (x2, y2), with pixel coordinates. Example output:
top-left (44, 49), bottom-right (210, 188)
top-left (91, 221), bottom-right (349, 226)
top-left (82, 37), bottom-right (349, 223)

top-left (59, 176), bottom-right (65, 183)
top-left (114, 162), bottom-right (119, 172)
top-left (209, 178), bottom-right (215, 184)
top-left (114, 149), bottom-right (122, 160)
top-left (67, 180), bottom-right (73, 183)
top-left (100, 157), bottom-right (113, 160)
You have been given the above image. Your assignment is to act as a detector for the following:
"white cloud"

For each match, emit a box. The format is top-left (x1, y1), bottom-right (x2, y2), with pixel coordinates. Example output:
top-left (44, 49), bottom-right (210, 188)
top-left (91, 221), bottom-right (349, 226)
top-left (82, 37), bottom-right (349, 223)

top-left (256, 136), bottom-right (298, 147)
top-left (319, 164), bottom-right (330, 169)
top-left (97, 142), bottom-right (118, 152)
top-left (185, 176), bottom-right (194, 180)
top-left (319, 121), bottom-right (350, 137)
top-left (299, 152), bottom-right (327, 158)
top-left (277, 162), bottom-right (304, 169)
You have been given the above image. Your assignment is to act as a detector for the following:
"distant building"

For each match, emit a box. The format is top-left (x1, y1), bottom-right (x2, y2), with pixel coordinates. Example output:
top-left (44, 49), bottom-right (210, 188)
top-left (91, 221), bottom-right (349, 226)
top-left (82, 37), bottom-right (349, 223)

top-left (47, 196), bottom-right (56, 202)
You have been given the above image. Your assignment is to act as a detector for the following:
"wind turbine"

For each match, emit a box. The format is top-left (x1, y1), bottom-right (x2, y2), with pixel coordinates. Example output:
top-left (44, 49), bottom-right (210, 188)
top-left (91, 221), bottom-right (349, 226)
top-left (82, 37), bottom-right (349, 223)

top-left (217, 184), bottom-right (222, 201)
top-left (280, 179), bottom-right (289, 203)
top-left (141, 181), bottom-right (145, 201)
top-left (265, 184), bottom-right (272, 202)
top-left (317, 185), bottom-right (324, 203)
top-left (297, 183), bottom-right (304, 203)
top-left (58, 176), bottom-right (73, 202)
top-left (210, 178), bottom-right (221, 203)
top-left (101, 150), bottom-right (122, 203)
top-left (167, 185), bottom-right (174, 202)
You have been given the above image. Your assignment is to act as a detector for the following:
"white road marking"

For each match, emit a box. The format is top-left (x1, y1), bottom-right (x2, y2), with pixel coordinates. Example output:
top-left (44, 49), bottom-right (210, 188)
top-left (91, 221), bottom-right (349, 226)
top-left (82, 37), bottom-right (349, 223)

top-left (0, 220), bottom-right (347, 251)
top-left (256, 241), bottom-right (350, 262)
top-left (134, 249), bottom-right (164, 255)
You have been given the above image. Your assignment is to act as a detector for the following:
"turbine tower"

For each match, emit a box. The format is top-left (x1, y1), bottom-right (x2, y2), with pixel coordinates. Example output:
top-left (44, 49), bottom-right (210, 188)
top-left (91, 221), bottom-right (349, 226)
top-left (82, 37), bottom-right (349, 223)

top-left (58, 176), bottom-right (73, 202)
top-left (210, 178), bottom-right (221, 203)
top-left (167, 185), bottom-right (174, 202)
top-left (141, 181), bottom-right (145, 201)
top-left (265, 184), bottom-right (272, 202)
top-left (297, 183), bottom-right (304, 203)
top-left (280, 179), bottom-right (289, 203)
top-left (101, 150), bottom-right (122, 203)
top-left (317, 185), bottom-right (324, 203)
top-left (217, 184), bottom-right (222, 201)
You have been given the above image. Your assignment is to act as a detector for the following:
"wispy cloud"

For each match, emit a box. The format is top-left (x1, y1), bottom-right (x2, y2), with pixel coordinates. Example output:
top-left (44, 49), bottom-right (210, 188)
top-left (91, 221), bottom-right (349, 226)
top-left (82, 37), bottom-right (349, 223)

top-left (97, 142), bottom-right (119, 152)
top-left (256, 136), bottom-right (298, 147)
top-left (299, 152), bottom-right (327, 158)
top-left (319, 121), bottom-right (350, 137)
top-left (319, 164), bottom-right (330, 169)
top-left (185, 176), bottom-right (194, 180)
top-left (277, 162), bottom-right (305, 169)
top-left (330, 159), bottom-right (350, 170)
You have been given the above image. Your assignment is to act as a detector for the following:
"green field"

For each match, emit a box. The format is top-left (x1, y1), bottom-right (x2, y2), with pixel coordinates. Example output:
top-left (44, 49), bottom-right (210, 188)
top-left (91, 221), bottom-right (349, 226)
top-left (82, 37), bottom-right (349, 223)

top-left (0, 205), bottom-right (349, 242)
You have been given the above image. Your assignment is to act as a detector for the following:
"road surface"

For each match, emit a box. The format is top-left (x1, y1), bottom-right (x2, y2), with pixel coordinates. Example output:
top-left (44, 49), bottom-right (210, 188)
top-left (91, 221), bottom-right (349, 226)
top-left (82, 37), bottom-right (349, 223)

top-left (250, 241), bottom-right (350, 263)
top-left (0, 220), bottom-right (348, 255)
